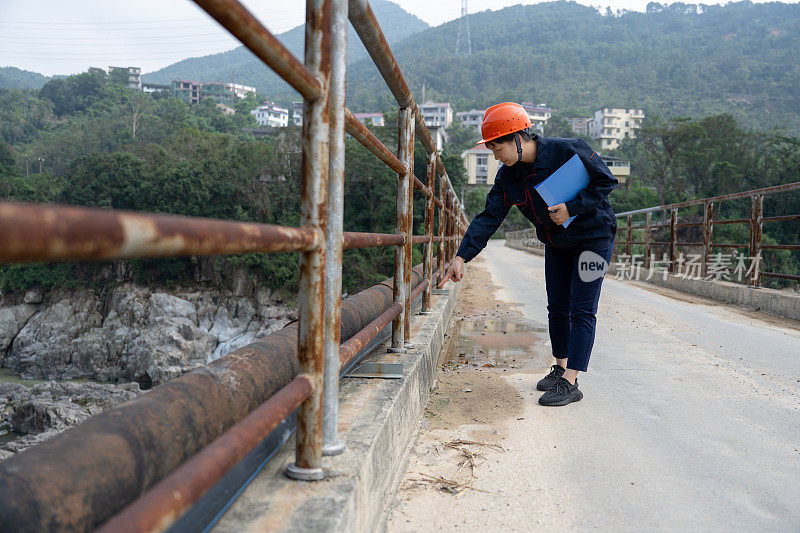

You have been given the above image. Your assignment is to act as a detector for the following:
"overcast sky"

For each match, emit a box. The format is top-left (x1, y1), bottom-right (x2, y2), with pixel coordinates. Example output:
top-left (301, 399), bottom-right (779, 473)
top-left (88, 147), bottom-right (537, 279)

top-left (1, 0), bottom-right (796, 77)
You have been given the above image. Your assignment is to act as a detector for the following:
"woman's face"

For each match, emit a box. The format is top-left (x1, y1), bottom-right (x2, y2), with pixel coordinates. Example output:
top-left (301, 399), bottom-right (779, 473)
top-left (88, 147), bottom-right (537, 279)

top-left (486, 140), bottom-right (518, 166)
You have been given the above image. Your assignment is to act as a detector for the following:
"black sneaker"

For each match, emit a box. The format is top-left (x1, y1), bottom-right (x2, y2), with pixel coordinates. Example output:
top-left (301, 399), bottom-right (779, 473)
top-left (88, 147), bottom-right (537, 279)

top-left (538, 376), bottom-right (583, 406)
top-left (536, 364), bottom-right (565, 391)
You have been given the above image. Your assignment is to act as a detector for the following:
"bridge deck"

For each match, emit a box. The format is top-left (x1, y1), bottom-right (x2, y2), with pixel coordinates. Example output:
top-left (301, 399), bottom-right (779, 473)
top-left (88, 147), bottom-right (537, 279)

top-left (387, 239), bottom-right (800, 531)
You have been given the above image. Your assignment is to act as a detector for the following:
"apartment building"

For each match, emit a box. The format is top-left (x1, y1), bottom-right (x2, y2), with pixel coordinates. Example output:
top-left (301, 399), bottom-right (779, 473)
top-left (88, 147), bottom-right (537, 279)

top-left (520, 102), bottom-right (552, 133)
top-left (601, 156), bottom-right (630, 184)
top-left (353, 112), bottom-right (385, 127)
top-left (170, 79), bottom-right (256, 107)
top-left (290, 102), bottom-right (304, 126)
top-left (461, 144), bottom-right (501, 186)
top-left (420, 101), bottom-right (454, 128)
top-left (108, 66), bottom-right (142, 90)
top-left (456, 108), bottom-right (485, 131)
top-left (565, 115), bottom-right (591, 136)
top-left (587, 106), bottom-right (644, 150)
top-left (251, 103), bottom-right (289, 127)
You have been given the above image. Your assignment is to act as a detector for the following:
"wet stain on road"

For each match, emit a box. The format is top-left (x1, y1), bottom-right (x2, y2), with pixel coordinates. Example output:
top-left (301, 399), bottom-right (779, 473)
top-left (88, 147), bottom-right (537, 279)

top-left (440, 315), bottom-right (552, 373)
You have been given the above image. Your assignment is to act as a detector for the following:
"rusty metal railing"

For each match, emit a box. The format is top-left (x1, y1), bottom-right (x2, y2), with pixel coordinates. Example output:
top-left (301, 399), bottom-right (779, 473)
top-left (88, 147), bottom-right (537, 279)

top-left (614, 182), bottom-right (800, 287)
top-left (0, 0), bottom-right (468, 530)
top-left (505, 183), bottom-right (799, 288)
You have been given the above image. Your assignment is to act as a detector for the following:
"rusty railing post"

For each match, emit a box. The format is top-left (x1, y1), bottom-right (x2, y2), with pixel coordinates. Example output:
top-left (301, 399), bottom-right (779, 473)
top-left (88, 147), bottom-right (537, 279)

top-left (403, 126), bottom-right (414, 347)
top-left (749, 194), bottom-right (764, 287)
top-left (669, 208), bottom-right (678, 273)
top-left (321, 0), bottom-right (347, 457)
top-left (644, 211), bottom-right (652, 269)
top-left (701, 201), bottom-right (714, 278)
top-left (626, 214), bottom-right (632, 257)
top-left (421, 152), bottom-right (436, 314)
top-left (389, 105), bottom-right (414, 353)
top-left (436, 170), bottom-right (446, 284)
top-left (286, 0), bottom-right (331, 482)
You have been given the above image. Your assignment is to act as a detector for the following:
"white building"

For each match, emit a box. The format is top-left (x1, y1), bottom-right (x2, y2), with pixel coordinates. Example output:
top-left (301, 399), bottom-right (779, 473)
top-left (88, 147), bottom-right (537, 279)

top-left (520, 102), bottom-right (552, 133)
top-left (290, 102), bottom-right (304, 126)
top-left (353, 112), bottom-right (385, 127)
top-left (420, 101), bottom-right (454, 129)
top-left (141, 82), bottom-right (170, 94)
top-left (227, 83), bottom-right (257, 101)
top-left (587, 106), bottom-right (645, 150)
top-left (251, 103), bottom-right (289, 127)
top-left (456, 108), bottom-right (485, 132)
top-left (108, 66), bottom-right (142, 90)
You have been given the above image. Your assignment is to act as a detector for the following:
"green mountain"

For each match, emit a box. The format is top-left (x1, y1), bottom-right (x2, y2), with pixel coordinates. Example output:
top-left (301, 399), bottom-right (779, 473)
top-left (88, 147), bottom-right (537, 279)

top-left (142, 0), bottom-right (428, 102)
top-left (0, 66), bottom-right (51, 90)
top-left (344, 1), bottom-right (800, 131)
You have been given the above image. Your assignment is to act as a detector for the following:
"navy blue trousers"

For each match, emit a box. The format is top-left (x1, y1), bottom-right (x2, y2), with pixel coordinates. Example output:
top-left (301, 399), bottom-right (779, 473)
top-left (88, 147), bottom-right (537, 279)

top-left (544, 239), bottom-right (614, 372)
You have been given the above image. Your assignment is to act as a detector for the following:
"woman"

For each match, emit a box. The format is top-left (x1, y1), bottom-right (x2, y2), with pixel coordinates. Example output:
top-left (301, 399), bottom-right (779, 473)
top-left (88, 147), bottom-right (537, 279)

top-left (438, 102), bottom-right (618, 407)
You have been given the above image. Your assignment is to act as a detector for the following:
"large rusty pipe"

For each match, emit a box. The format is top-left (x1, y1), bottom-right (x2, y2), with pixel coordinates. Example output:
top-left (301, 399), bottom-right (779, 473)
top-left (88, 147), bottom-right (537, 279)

top-left (193, 0), bottom-right (322, 102)
top-left (344, 108), bottom-right (405, 174)
top-left (339, 303), bottom-right (401, 367)
top-left (96, 375), bottom-right (314, 533)
top-left (0, 202), bottom-right (319, 263)
top-left (0, 268), bottom-right (426, 531)
top-left (288, 0), bottom-right (331, 481)
top-left (338, 265), bottom-right (424, 367)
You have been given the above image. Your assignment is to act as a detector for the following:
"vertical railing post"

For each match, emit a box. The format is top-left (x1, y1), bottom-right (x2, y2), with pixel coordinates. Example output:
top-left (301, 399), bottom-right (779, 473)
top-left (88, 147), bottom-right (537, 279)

top-left (287, 0), bottom-right (331, 481)
top-left (669, 208), bottom-right (678, 273)
top-left (446, 190), bottom-right (453, 265)
top-left (644, 211), bottom-right (652, 269)
top-left (626, 215), bottom-right (632, 257)
top-left (749, 194), bottom-right (763, 288)
top-left (403, 132), bottom-right (414, 348)
top-left (421, 152), bottom-right (436, 313)
top-left (701, 201), bottom-right (714, 279)
top-left (390, 106), bottom-right (414, 353)
top-left (321, 0), bottom-right (347, 458)
top-left (436, 170), bottom-right (446, 280)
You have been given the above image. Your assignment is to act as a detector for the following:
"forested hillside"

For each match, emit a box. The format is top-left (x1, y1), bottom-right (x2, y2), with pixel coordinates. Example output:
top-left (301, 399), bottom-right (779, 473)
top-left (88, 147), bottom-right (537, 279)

top-left (0, 68), bottom-right (464, 296)
top-left (0, 67), bottom-right (52, 91)
top-left (346, 1), bottom-right (800, 132)
top-left (142, 0), bottom-right (428, 97)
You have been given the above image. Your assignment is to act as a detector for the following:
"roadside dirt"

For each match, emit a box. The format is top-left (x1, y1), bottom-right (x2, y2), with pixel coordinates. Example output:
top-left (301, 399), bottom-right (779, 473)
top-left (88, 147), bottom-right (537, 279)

top-left (384, 255), bottom-right (566, 531)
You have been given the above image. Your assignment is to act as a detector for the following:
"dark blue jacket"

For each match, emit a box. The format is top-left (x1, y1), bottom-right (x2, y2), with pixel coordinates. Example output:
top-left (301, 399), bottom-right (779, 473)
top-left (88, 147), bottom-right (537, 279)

top-left (456, 135), bottom-right (618, 262)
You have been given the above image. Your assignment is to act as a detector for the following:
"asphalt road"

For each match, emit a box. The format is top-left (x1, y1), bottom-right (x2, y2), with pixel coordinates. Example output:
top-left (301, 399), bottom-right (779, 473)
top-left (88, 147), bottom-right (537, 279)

top-left (387, 239), bottom-right (800, 532)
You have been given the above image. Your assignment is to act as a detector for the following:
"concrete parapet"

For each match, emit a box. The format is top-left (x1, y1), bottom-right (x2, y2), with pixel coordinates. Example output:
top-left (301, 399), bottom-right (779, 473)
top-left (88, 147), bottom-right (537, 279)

top-left (212, 281), bottom-right (462, 532)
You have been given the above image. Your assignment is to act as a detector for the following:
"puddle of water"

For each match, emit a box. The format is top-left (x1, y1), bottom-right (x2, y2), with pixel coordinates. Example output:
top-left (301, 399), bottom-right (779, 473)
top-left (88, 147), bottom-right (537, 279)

top-left (0, 429), bottom-right (24, 445)
top-left (441, 316), bottom-right (552, 372)
top-left (0, 367), bottom-right (112, 387)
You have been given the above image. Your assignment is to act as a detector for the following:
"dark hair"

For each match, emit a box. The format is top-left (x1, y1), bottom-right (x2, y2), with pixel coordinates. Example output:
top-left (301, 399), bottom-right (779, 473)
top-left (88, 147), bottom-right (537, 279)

top-left (485, 129), bottom-right (536, 148)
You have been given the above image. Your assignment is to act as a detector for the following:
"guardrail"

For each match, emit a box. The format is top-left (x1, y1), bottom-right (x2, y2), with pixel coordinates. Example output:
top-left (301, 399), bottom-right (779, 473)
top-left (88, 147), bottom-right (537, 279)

top-left (506, 182), bottom-right (799, 288)
top-left (614, 182), bottom-right (800, 287)
top-left (0, 0), bottom-right (468, 530)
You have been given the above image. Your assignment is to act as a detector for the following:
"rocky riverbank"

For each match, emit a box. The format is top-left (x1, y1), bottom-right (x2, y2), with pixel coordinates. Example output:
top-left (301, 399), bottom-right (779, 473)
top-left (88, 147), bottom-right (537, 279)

top-left (0, 282), bottom-right (295, 461)
top-left (0, 283), bottom-right (295, 387)
top-left (0, 380), bottom-right (142, 461)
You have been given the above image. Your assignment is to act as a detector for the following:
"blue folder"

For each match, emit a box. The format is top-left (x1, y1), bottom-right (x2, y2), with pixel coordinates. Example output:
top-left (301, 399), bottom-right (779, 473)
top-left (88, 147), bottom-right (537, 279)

top-left (534, 153), bottom-right (590, 228)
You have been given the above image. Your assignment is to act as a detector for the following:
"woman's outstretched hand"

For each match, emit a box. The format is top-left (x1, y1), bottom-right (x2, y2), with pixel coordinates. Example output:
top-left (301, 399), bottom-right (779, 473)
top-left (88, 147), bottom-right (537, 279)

top-left (437, 256), bottom-right (465, 288)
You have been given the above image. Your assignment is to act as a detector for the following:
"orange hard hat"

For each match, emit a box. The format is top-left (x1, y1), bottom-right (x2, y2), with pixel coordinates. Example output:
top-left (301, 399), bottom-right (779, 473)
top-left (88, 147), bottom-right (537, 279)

top-left (476, 102), bottom-right (532, 145)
